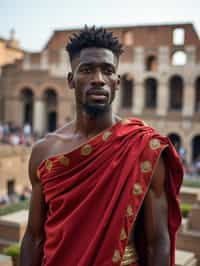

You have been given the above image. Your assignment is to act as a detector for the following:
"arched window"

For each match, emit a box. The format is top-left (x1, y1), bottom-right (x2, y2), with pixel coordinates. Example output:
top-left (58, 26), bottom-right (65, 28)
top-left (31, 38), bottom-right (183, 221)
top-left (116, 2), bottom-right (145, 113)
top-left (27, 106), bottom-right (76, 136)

top-left (172, 51), bottom-right (187, 66)
top-left (146, 55), bottom-right (157, 72)
top-left (169, 75), bottom-right (183, 110)
top-left (43, 88), bottom-right (58, 132)
top-left (192, 135), bottom-right (200, 162)
top-left (144, 78), bottom-right (157, 109)
top-left (173, 28), bottom-right (185, 45)
top-left (121, 74), bottom-right (134, 108)
top-left (124, 31), bottom-right (134, 46)
top-left (20, 88), bottom-right (34, 126)
top-left (195, 77), bottom-right (200, 112)
top-left (168, 133), bottom-right (182, 152)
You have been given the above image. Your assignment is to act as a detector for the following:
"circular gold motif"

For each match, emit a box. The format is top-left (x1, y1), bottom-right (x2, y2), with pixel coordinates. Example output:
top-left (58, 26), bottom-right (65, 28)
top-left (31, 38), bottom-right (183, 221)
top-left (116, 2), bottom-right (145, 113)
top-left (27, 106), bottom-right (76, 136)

top-left (126, 205), bottom-right (133, 217)
top-left (81, 144), bottom-right (92, 156)
top-left (121, 118), bottom-right (131, 125)
top-left (59, 156), bottom-right (70, 167)
top-left (149, 138), bottom-right (161, 150)
top-left (140, 160), bottom-right (152, 173)
top-left (112, 249), bottom-right (121, 263)
top-left (102, 131), bottom-right (112, 141)
top-left (45, 160), bottom-right (53, 171)
top-left (132, 183), bottom-right (143, 196)
top-left (120, 228), bottom-right (127, 241)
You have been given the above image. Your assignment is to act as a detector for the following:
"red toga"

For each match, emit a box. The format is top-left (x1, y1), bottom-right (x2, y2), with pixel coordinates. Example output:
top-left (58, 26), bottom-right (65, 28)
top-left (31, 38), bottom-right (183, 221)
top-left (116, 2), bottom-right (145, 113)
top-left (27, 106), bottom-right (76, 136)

top-left (37, 118), bottom-right (183, 266)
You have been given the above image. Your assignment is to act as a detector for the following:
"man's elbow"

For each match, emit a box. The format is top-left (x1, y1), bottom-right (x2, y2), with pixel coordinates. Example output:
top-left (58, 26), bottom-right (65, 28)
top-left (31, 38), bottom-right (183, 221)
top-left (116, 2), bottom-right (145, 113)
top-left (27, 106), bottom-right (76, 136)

top-left (22, 228), bottom-right (45, 248)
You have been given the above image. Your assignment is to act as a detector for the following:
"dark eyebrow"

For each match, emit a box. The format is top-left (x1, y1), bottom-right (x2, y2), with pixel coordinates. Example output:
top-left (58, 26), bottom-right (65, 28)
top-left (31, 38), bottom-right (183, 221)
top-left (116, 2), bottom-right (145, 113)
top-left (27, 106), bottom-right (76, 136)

top-left (101, 63), bottom-right (116, 72)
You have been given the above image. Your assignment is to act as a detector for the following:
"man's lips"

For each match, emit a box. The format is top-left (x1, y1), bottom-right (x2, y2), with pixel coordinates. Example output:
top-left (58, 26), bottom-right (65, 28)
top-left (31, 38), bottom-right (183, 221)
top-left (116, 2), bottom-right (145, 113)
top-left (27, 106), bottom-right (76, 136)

top-left (86, 90), bottom-right (108, 101)
top-left (88, 94), bottom-right (107, 101)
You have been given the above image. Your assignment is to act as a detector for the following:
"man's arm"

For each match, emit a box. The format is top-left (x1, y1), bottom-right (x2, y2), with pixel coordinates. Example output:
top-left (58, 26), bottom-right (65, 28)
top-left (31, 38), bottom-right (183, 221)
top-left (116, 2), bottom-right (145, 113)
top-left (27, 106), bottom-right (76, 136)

top-left (143, 154), bottom-right (170, 266)
top-left (20, 142), bottom-right (47, 266)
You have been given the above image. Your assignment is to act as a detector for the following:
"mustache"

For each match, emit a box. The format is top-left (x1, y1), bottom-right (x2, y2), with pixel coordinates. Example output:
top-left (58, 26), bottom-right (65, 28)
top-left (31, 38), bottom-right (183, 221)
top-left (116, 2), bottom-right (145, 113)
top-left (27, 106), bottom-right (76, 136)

top-left (86, 88), bottom-right (109, 96)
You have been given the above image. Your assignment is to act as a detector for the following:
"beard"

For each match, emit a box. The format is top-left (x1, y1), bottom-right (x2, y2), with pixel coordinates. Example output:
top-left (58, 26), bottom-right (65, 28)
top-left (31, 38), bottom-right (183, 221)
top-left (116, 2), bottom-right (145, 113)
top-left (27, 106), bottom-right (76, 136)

top-left (83, 101), bottom-right (111, 117)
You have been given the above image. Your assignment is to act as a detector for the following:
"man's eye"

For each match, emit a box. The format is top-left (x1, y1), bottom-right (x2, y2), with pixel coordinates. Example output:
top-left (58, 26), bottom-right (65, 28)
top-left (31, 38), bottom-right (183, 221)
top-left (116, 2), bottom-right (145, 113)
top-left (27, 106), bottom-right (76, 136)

top-left (103, 68), bottom-right (113, 75)
top-left (80, 67), bottom-right (91, 73)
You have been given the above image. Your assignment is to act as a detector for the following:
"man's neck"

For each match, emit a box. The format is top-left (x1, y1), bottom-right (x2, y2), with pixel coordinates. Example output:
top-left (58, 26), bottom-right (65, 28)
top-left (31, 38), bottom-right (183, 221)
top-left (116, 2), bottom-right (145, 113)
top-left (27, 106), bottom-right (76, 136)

top-left (74, 110), bottom-right (116, 138)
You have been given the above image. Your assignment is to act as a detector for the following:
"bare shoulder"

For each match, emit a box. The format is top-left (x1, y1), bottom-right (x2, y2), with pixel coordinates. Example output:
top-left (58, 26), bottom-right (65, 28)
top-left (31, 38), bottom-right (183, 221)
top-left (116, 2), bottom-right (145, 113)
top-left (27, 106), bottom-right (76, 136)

top-left (28, 137), bottom-right (50, 184)
top-left (29, 122), bottom-right (75, 184)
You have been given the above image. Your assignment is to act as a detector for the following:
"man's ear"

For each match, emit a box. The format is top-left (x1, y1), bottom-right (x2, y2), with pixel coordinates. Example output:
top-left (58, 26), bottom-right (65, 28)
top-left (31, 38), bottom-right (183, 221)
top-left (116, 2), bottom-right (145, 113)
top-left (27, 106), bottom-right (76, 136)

top-left (67, 72), bottom-right (74, 89)
top-left (117, 75), bottom-right (120, 85)
top-left (116, 74), bottom-right (120, 89)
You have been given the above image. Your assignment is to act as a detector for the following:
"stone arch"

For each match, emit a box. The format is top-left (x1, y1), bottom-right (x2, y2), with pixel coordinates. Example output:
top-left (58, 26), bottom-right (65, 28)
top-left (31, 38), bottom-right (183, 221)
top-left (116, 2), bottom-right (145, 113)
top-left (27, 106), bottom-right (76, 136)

top-left (169, 75), bottom-right (183, 110)
top-left (40, 82), bottom-right (63, 98)
top-left (171, 50), bottom-right (187, 66)
top-left (43, 88), bottom-right (58, 132)
top-left (145, 55), bottom-right (157, 72)
top-left (192, 135), bottom-right (200, 162)
top-left (195, 77), bottom-right (200, 112)
top-left (144, 78), bottom-right (157, 109)
top-left (121, 74), bottom-right (134, 108)
top-left (14, 82), bottom-right (38, 97)
top-left (20, 87), bottom-right (34, 126)
top-left (167, 133), bottom-right (182, 152)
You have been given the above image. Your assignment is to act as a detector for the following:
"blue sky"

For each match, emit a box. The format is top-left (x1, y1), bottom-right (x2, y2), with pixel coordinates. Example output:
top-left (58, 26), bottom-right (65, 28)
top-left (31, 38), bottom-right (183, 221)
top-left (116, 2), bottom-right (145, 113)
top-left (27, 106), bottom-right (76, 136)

top-left (1, 0), bottom-right (200, 52)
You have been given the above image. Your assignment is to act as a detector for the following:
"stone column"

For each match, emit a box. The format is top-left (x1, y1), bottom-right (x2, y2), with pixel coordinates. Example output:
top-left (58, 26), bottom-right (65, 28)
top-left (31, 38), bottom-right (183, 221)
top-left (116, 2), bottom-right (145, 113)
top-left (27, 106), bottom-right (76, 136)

top-left (4, 97), bottom-right (23, 126)
top-left (182, 81), bottom-right (195, 117)
top-left (158, 46), bottom-right (170, 72)
top-left (132, 81), bottom-right (144, 115)
top-left (40, 50), bottom-right (48, 70)
top-left (156, 80), bottom-right (169, 116)
top-left (22, 53), bottom-right (31, 70)
top-left (133, 47), bottom-right (145, 73)
top-left (33, 98), bottom-right (46, 135)
top-left (185, 46), bottom-right (196, 66)
top-left (58, 97), bottom-right (74, 127)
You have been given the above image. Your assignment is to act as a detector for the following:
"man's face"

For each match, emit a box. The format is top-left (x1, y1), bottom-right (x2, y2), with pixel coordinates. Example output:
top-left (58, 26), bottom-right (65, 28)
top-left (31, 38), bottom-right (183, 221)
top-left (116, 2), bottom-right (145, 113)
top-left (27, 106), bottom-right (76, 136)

top-left (68, 47), bottom-right (120, 116)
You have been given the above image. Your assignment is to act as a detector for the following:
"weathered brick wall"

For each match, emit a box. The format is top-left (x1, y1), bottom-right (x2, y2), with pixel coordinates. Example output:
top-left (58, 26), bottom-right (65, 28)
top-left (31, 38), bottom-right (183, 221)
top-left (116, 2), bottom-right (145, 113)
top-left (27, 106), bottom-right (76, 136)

top-left (0, 145), bottom-right (31, 196)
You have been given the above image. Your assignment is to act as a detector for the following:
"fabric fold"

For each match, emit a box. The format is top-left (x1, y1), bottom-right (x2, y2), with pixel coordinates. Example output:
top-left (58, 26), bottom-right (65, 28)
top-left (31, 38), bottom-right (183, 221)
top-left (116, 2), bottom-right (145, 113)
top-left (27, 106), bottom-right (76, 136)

top-left (37, 118), bottom-right (182, 266)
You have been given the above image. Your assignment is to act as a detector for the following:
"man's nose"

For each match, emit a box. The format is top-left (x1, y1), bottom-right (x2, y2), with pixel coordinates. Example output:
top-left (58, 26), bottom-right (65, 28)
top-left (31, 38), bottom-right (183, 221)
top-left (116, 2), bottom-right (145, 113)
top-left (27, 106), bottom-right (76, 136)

top-left (91, 70), bottom-right (105, 87)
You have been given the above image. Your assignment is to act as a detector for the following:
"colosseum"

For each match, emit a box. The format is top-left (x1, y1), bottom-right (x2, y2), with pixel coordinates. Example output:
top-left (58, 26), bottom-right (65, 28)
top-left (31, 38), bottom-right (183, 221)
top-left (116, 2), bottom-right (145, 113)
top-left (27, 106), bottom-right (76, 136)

top-left (0, 23), bottom-right (200, 163)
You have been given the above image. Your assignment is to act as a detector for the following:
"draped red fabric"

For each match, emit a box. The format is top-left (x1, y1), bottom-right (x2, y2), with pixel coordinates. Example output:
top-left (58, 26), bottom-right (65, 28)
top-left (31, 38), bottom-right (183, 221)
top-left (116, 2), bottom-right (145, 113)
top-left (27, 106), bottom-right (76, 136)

top-left (37, 118), bottom-right (183, 266)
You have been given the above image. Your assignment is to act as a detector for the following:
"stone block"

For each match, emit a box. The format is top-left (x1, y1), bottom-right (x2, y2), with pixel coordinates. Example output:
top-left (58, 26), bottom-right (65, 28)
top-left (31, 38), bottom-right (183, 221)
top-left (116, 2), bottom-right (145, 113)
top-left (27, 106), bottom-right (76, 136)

top-left (189, 204), bottom-right (200, 231)
top-left (176, 250), bottom-right (197, 266)
top-left (177, 230), bottom-right (200, 265)
top-left (0, 210), bottom-right (28, 243)
top-left (180, 187), bottom-right (200, 205)
top-left (0, 254), bottom-right (12, 266)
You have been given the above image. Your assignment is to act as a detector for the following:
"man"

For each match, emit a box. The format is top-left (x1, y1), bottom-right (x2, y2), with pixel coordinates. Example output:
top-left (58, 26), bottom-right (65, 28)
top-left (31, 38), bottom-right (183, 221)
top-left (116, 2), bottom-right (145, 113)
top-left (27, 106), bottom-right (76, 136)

top-left (20, 26), bottom-right (183, 266)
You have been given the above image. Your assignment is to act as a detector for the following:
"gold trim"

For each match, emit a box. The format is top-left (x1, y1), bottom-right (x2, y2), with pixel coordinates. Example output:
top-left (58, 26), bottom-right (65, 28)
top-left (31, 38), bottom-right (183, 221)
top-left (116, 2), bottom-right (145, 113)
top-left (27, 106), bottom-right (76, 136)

top-left (120, 228), bottom-right (127, 241)
top-left (149, 138), bottom-right (161, 150)
top-left (140, 160), bottom-right (152, 173)
top-left (121, 244), bottom-right (138, 265)
top-left (112, 249), bottom-right (121, 263)
top-left (126, 205), bottom-right (133, 217)
top-left (102, 131), bottom-right (112, 141)
top-left (58, 155), bottom-right (70, 167)
top-left (132, 183), bottom-right (143, 196)
top-left (45, 160), bottom-right (53, 171)
top-left (81, 144), bottom-right (92, 156)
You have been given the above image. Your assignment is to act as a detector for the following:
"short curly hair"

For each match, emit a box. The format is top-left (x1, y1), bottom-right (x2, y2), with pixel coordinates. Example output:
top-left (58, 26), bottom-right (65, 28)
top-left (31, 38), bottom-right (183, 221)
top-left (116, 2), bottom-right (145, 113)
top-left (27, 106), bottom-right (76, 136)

top-left (66, 25), bottom-right (123, 60)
